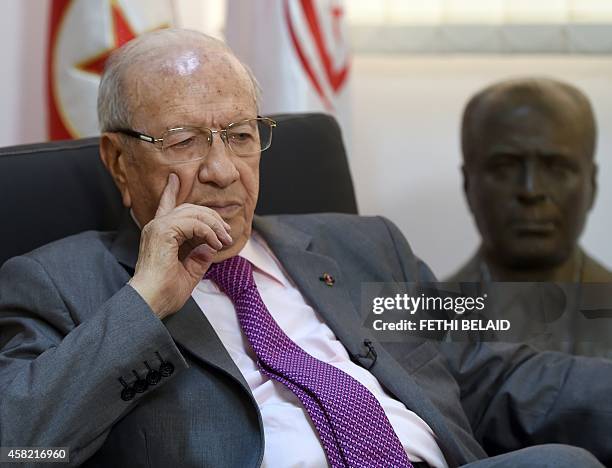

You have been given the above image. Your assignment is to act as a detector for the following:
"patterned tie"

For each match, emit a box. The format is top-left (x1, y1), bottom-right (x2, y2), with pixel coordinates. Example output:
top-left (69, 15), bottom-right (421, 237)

top-left (205, 256), bottom-right (412, 468)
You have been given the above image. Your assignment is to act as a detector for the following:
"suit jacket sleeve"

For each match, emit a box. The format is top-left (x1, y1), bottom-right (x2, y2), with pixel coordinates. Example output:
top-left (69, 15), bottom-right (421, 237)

top-left (0, 255), bottom-right (188, 466)
top-left (380, 216), bottom-right (612, 464)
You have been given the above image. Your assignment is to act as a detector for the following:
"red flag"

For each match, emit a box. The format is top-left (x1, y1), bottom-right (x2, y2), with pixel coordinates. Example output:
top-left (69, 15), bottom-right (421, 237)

top-left (47, 0), bottom-right (174, 140)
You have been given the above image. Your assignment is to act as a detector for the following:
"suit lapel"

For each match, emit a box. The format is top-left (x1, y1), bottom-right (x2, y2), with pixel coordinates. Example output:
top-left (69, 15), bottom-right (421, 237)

top-left (277, 248), bottom-right (372, 357)
top-left (253, 216), bottom-right (365, 355)
top-left (162, 298), bottom-right (250, 388)
top-left (109, 212), bottom-right (250, 390)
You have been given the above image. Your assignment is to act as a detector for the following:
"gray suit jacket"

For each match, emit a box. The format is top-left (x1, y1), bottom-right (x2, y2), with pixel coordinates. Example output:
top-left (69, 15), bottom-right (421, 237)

top-left (1, 214), bottom-right (611, 467)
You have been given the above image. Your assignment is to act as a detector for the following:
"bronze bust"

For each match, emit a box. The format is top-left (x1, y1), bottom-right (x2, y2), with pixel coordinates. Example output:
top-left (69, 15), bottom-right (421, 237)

top-left (446, 78), bottom-right (612, 358)
top-left (448, 77), bottom-right (612, 283)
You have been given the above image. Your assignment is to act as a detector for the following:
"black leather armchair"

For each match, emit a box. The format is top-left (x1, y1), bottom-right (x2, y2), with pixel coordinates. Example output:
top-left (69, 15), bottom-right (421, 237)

top-left (0, 113), bottom-right (357, 266)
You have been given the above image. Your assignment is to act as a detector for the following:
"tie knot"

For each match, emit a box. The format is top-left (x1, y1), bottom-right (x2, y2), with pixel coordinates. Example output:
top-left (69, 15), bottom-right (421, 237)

top-left (204, 256), bottom-right (255, 299)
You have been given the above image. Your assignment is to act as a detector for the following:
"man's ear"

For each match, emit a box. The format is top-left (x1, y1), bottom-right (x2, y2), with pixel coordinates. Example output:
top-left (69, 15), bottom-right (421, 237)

top-left (588, 162), bottom-right (598, 210)
top-left (99, 133), bottom-right (132, 208)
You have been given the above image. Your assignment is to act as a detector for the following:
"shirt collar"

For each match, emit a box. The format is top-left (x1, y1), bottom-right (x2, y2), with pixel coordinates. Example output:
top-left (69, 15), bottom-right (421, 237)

top-left (239, 231), bottom-right (288, 287)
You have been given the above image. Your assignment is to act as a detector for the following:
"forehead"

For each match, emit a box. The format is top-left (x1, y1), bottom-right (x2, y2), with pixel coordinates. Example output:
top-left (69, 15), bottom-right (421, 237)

top-left (475, 97), bottom-right (590, 154)
top-left (125, 49), bottom-right (256, 130)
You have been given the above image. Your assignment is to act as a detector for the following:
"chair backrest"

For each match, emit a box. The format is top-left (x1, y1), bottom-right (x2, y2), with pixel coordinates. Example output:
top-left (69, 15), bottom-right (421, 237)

top-left (0, 112), bottom-right (357, 266)
top-left (256, 113), bottom-right (357, 216)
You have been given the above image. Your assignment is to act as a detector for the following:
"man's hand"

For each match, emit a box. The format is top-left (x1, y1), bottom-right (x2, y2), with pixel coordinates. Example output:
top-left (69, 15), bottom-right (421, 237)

top-left (128, 173), bottom-right (233, 319)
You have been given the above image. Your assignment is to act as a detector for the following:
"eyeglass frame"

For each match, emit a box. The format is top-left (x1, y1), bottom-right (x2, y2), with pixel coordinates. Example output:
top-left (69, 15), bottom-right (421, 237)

top-left (111, 116), bottom-right (277, 163)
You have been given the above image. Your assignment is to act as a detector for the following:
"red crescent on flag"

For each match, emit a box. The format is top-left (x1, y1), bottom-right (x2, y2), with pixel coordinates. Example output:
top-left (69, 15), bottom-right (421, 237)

top-left (47, 0), bottom-right (73, 140)
top-left (283, 0), bottom-right (351, 112)
top-left (300, 0), bottom-right (350, 93)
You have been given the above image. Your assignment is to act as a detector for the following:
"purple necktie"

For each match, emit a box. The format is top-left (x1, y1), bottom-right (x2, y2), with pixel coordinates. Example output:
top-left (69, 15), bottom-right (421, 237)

top-left (205, 256), bottom-right (412, 468)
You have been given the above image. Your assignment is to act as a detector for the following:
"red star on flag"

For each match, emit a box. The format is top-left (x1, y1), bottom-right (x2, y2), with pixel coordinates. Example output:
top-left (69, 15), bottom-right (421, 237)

top-left (76, 1), bottom-right (137, 75)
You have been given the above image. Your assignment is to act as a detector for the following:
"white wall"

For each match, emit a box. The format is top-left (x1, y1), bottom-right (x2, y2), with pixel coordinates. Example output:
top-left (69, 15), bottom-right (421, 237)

top-left (1, 1), bottom-right (611, 278)
top-left (351, 55), bottom-right (612, 277)
top-left (0, 1), bottom-right (49, 146)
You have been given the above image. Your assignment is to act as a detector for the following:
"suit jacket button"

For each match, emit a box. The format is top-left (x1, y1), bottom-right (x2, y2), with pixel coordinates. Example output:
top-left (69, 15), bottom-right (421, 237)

top-left (121, 387), bottom-right (135, 401)
top-left (160, 361), bottom-right (174, 377)
top-left (145, 361), bottom-right (161, 385)
top-left (133, 378), bottom-right (149, 393)
top-left (131, 370), bottom-right (149, 393)
top-left (146, 369), bottom-right (161, 385)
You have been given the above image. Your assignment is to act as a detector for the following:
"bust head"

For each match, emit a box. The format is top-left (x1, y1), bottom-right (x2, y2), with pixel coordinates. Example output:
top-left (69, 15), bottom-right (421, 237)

top-left (461, 78), bottom-right (597, 272)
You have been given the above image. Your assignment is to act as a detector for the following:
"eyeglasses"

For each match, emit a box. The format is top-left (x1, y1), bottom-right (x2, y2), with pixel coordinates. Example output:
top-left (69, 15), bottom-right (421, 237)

top-left (113, 116), bottom-right (277, 164)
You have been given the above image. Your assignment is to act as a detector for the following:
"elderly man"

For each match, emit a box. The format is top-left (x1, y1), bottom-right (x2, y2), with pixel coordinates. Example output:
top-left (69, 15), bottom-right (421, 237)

top-left (447, 78), bottom-right (612, 358)
top-left (0, 30), bottom-right (610, 468)
top-left (448, 78), bottom-right (612, 283)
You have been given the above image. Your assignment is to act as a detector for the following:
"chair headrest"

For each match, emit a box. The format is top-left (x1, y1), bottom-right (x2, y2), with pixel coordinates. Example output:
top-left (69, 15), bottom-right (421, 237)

top-left (257, 112), bottom-right (357, 215)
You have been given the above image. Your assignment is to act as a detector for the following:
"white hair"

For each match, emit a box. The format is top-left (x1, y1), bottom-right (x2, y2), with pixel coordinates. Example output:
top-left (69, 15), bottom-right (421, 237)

top-left (97, 28), bottom-right (262, 132)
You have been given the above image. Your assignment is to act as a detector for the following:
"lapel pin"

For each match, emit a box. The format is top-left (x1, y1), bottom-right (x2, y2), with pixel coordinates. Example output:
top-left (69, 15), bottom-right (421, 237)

top-left (319, 273), bottom-right (335, 287)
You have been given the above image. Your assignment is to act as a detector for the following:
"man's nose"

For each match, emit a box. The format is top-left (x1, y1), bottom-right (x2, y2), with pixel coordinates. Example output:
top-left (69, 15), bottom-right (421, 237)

top-left (517, 159), bottom-right (547, 203)
top-left (198, 132), bottom-right (239, 188)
